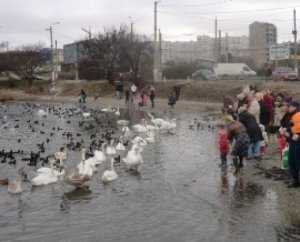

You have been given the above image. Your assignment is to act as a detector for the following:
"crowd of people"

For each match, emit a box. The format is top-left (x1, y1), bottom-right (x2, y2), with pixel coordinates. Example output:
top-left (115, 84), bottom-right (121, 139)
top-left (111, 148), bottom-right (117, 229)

top-left (219, 85), bottom-right (300, 188)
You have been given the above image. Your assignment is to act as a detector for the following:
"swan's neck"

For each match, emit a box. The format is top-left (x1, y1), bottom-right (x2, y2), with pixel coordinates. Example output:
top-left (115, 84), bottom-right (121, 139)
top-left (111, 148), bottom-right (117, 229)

top-left (110, 158), bottom-right (114, 170)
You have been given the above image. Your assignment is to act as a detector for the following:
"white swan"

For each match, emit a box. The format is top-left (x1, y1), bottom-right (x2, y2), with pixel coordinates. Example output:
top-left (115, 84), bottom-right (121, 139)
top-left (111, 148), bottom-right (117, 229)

top-left (145, 130), bottom-right (155, 143)
top-left (101, 107), bottom-right (113, 113)
top-left (106, 140), bottom-right (117, 156)
top-left (115, 106), bottom-right (120, 116)
top-left (116, 136), bottom-right (126, 151)
top-left (122, 126), bottom-right (132, 139)
top-left (123, 144), bottom-right (144, 173)
top-left (117, 120), bottom-right (129, 126)
top-left (132, 136), bottom-right (148, 147)
top-left (147, 113), bottom-right (166, 127)
top-left (93, 143), bottom-right (107, 165)
top-left (147, 113), bottom-right (176, 131)
top-left (54, 147), bottom-right (67, 163)
top-left (101, 157), bottom-right (118, 183)
top-left (31, 160), bottom-right (65, 186)
top-left (77, 149), bottom-right (96, 177)
top-left (37, 109), bottom-right (48, 117)
top-left (132, 119), bottom-right (148, 133)
top-left (82, 112), bottom-right (91, 118)
top-left (161, 119), bottom-right (177, 131)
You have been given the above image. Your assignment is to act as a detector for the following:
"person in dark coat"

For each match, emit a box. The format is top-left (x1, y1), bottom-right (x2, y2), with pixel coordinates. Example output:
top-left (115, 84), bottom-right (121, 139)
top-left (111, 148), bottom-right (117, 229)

top-left (173, 86), bottom-right (181, 101)
top-left (79, 89), bottom-right (87, 103)
top-left (285, 101), bottom-right (300, 188)
top-left (149, 87), bottom-right (156, 108)
top-left (238, 107), bottom-right (263, 159)
top-left (262, 92), bottom-right (274, 129)
top-left (168, 92), bottom-right (177, 108)
top-left (259, 98), bottom-right (270, 128)
top-left (227, 120), bottom-right (250, 173)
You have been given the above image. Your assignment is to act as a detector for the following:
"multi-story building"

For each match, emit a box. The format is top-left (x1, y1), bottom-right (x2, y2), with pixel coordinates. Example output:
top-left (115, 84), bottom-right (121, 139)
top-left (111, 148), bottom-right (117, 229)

top-left (0, 42), bottom-right (9, 52)
top-left (161, 35), bottom-right (249, 64)
top-left (249, 21), bottom-right (277, 68)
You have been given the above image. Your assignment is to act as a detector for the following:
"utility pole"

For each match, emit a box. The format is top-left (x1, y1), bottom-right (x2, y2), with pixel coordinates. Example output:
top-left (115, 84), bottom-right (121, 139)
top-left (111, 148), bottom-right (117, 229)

top-left (159, 29), bottom-right (162, 73)
top-left (218, 30), bottom-right (222, 62)
top-left (153, 1), bottom-right (160, 82)
top-left (81, 27), bottom-right (92, 39)
top-left (214, 17), bottom-right (218, 63)
top-left (130, 22), bottom-right (134, 42)
top-left (54, 40), bottom-right (58, 81)
top-left (46, 26), bottom-right (54, 84)
top-left (46, 22), bottom-right (59, 91)
top-left (293, 9), bottom-right (298, 73)
top-left (225, 33), bottom-right (229, 63)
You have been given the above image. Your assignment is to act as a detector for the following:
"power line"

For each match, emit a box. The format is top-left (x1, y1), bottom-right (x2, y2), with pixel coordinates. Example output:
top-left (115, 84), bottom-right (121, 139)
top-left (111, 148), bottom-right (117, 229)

top-left (159, 5), bottom-right (300, 17)
top-left (160, 0), bottom-right (231, 8)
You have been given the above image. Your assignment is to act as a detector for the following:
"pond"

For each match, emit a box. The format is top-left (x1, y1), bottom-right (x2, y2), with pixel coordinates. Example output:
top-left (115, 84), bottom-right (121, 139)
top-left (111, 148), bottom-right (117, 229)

top-left (0, 102), bottom-right (298, 242)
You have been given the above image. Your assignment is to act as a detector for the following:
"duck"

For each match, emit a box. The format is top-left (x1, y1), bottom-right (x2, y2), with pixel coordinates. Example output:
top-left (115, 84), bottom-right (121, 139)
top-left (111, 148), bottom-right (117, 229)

top-left (106, 139), bottom-right (117, 156)
top-left (123, 144), bottom-right (144, 173)
top-left (101, 157), bottom-right (118, 183)
top-left (0, 178), bottom-right (9, 185)
top-left (8, 170), bottom-right (25, 194)
top-left (64, 170), bottom-right (90, 188)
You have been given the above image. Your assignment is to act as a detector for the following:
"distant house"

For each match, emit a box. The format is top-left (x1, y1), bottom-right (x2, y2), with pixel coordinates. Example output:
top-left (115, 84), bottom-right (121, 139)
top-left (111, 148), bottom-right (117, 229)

top-left (214, 63), bottom-right (256, 79)
top-left (63, 40), bottom-right (90, 65)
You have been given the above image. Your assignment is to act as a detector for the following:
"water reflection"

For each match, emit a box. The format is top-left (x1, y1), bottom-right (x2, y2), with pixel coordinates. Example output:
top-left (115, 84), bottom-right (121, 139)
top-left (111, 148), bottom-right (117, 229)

top-left (63, 187), bottom-right (92, 201)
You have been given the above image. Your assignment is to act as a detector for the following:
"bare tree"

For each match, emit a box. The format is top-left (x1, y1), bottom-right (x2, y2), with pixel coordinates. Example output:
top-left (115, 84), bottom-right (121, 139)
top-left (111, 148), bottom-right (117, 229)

top-left (0, 43), bottom-right (45, 87)
top-left (82, 25), bottom-right (153, 83)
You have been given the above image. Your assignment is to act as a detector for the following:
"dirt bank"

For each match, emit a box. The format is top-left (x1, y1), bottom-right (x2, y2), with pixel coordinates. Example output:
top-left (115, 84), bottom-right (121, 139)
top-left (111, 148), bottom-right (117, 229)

top-left (2, 79), bottom-right (300, 105)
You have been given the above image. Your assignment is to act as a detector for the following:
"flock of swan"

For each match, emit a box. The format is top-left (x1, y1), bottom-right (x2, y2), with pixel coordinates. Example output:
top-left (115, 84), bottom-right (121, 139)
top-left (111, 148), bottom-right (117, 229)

top-left (0, 104), bottom-right (177, 194)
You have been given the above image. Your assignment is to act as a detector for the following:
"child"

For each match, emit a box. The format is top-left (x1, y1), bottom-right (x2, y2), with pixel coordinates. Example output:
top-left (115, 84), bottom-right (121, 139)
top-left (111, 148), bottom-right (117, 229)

top-left (218, 123), bottom-right (230, 167)
top-left (259, 124), bottom-right (269, 156)
top-left (278, 127), bottom-right (287, 160)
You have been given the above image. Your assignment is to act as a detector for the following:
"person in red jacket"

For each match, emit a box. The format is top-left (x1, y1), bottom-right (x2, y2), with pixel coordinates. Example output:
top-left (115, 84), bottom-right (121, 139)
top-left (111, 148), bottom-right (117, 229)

top-left (218, 123), bottom-right (230, 167)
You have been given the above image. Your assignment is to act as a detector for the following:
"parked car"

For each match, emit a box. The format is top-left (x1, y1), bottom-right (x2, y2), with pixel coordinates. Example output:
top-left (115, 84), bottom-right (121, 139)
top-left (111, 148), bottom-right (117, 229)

top-left (192, 69), bottom-right (217, 81)
top-left (272, 67), bottom-right (298, 81)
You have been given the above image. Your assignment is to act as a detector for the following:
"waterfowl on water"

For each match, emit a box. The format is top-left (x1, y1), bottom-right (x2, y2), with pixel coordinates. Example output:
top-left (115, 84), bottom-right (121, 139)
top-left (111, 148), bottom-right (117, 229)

top-left (101, 157), bottom-right (118, 183)
top-left (123, 144), bottom-right (144, 173)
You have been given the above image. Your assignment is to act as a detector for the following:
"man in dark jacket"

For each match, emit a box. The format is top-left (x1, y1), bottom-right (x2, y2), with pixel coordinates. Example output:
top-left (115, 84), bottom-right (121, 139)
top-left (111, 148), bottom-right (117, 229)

top-left (285, 101), bottom-right (300, 188)
top-left (238, 107), bottom-right (263, 159)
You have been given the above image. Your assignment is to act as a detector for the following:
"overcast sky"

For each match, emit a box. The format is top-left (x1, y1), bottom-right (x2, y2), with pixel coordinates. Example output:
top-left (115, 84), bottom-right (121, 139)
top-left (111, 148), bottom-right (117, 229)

top-left (0, 0), bottom-right (300, 48)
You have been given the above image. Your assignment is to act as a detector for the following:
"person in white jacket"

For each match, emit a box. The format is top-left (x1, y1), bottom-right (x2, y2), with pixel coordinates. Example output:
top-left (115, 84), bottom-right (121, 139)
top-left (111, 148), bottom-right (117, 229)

top-left (247, 93), bottom-right (260, 123)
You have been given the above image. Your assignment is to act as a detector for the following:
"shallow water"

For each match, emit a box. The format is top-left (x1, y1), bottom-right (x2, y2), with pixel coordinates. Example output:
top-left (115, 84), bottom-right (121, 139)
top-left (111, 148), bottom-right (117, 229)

top-left (0, 102), bottom-right (297, 242)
